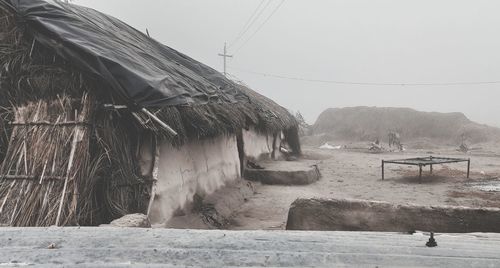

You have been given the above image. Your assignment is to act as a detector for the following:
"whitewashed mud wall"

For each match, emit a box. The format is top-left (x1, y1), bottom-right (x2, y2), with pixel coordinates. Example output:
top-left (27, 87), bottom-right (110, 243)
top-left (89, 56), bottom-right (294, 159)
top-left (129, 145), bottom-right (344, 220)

top-left (142, 135), bottom-right (241, 225)
top-left (242, 127), bottom-right (282, 160)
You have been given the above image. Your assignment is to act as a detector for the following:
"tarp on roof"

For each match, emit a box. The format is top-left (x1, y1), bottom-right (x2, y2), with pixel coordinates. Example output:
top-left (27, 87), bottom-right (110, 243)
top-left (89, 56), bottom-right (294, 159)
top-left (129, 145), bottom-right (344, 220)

top-left (7, 0), bottom-right (244, 108)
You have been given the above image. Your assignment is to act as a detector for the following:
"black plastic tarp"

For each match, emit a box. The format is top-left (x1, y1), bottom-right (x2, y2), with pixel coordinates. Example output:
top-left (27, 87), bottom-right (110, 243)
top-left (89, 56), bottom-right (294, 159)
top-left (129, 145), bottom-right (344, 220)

top-left (7, 0), bottom-right (243, 108)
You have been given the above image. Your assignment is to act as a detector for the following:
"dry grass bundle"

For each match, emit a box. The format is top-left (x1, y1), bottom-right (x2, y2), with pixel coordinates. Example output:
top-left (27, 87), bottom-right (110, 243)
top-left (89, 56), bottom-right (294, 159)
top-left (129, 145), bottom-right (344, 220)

top-left (0, 2), bottom-right (17, 163)
top-left (0, 93), bottom-right (96, 226)
top-left (92, 111), bottom-right (150, 223)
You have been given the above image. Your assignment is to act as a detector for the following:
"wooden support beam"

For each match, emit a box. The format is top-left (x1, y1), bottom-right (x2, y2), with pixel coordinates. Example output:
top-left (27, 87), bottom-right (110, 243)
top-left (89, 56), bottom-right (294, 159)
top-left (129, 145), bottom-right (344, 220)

top-left (141, 108), bottom-right (178, 136)
top-left (147, 136), bottom-right (161, 216)
top-left (1, 175), bottom-right (64, 181)
top-left (10, 121), bottom-right (90, 126)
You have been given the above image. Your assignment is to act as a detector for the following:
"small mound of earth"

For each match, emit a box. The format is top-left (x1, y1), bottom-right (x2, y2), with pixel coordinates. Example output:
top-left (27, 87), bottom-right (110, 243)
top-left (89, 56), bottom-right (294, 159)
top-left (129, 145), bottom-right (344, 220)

top-left (107, 213), bottom-right (151, 228)
top-left (165, 179), bottom-right (255, 229)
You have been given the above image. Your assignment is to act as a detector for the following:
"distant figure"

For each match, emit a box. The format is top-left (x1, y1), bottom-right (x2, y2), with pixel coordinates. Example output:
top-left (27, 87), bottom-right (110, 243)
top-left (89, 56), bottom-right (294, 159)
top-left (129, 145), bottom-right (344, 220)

top-left (388, 131), bottom-right (403, 151)
top-left (458, 133), bottom-right (469, 153)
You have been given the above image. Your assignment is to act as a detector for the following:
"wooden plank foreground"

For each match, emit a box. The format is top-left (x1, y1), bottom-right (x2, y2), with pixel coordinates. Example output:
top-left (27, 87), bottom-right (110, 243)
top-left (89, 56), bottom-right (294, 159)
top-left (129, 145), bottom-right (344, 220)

top-left (1, 227), bottom-right (500, 267)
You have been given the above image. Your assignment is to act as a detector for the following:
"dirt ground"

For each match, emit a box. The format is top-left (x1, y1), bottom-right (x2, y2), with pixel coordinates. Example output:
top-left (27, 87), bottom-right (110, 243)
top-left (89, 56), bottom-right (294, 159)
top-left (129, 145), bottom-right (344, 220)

top-left (229, 142), bottom-right (500, 230)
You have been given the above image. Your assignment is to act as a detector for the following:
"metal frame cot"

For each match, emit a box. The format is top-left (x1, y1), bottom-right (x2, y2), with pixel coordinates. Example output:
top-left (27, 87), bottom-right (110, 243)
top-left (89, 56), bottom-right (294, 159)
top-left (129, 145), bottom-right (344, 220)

top-left (382, 156), bottom-right (470, 181)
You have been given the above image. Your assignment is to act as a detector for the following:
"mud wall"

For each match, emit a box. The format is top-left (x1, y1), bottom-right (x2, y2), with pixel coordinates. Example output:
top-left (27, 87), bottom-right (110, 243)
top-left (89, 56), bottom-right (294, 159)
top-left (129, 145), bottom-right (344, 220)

top-left (144, 135), bottom-right (241, 225)
top-left (242, 127), bottom-right (281, 160)
top-left (286, 198), bottom-right (500, 233)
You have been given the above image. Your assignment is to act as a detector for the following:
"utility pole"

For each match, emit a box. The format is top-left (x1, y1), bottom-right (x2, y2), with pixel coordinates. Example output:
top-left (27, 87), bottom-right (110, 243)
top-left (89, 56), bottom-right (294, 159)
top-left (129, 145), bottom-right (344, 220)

top-left (218, 42), bottom-right (232, 76)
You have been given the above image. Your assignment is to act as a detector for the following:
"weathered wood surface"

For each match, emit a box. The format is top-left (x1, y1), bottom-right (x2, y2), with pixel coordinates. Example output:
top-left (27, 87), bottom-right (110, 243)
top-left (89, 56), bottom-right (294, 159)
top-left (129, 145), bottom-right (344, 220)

top-left (1, 227), bottom-right (500, 267)
top-left (286, 198), bottom-right (500, 233)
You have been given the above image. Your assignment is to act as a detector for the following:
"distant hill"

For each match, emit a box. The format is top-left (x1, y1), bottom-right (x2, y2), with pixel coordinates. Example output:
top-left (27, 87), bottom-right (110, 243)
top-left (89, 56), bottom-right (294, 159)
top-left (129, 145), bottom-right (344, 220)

top-left (311, 106), bottom-right (500, 144)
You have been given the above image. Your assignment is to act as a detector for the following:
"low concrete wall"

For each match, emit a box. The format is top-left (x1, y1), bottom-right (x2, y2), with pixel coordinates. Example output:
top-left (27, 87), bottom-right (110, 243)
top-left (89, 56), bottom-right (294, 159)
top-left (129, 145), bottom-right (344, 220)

top-left (245, 163), bottom-right (320, 185)
top-left (286, 198), bottom-right (500, 233)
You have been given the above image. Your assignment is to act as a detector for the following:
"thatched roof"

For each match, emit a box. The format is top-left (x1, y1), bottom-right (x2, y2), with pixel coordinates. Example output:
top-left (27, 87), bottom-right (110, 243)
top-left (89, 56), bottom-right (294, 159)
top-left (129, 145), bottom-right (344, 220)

top-left (0, 0), bottom-right (301, 226)
top-left (237, 85), bottom-right (297, 134)
top-left (0, 0), bottom-right (298, 144)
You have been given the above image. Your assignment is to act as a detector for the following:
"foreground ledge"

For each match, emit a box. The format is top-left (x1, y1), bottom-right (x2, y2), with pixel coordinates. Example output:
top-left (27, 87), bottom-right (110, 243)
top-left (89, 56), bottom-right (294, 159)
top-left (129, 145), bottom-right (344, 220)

top-left (286, 198), bottom-right (500, 233)
top-left (1, 227), bottom-right (500, 267)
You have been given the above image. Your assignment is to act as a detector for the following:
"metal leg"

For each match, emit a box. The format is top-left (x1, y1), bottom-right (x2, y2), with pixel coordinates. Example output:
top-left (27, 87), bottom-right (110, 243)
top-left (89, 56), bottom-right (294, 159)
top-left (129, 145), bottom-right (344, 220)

top-left (467, 159), bottom-right (470, 179)
top-left (430, 164), bottom-right (433, 175)
top-left (382, 160), bottom-right (385, 180)
top-left (419, 165), bottom-right (423, 183)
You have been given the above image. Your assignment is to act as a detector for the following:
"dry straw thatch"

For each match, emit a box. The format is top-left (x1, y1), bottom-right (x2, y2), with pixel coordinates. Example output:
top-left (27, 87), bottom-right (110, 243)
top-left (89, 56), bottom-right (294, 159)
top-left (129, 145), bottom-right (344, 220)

top-left (0, 1), bottom-right (299, 226)
top-left (0, 94), bottom-right (95, 226)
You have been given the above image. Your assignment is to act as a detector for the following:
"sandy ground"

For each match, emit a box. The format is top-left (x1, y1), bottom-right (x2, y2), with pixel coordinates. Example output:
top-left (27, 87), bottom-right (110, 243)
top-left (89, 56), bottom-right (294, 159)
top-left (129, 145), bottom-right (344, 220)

top-left (229, 143), bottom-right (500, 230)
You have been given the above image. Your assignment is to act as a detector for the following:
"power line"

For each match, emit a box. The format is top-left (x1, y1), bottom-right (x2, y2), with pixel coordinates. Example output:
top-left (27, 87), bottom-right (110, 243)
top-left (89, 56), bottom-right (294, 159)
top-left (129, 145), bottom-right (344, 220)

top-left (229, 67), bottom-right (500, 86)
top-left (228, 0), bottom-right (268, 49)
top-left (233, 0), bottom-right (286, 54)
top-left (226, 72), bottom-right (249, 87)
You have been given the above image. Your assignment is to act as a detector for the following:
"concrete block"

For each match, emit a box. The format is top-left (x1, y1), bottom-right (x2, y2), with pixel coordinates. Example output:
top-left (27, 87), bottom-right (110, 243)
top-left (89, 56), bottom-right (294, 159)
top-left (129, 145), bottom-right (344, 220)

top-left (245, 161), bottom-right (320, 185)
top-left (286, 198), bottom-right (500, 233)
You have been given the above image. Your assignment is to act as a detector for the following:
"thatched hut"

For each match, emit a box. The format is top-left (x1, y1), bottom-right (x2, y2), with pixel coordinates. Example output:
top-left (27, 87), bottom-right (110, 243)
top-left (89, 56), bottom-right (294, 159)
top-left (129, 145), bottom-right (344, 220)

top-left (0, 0), bottom-right (300, 226)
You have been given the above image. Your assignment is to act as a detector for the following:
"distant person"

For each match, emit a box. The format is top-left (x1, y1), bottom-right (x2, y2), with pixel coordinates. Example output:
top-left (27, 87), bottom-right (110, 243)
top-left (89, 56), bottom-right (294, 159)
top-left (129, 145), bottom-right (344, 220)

top-left (388, 131), bottom-right (402, 151)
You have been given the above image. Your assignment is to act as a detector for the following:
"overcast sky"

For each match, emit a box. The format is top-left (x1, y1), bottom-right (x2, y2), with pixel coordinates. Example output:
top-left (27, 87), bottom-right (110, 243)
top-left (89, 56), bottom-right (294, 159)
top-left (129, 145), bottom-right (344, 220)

top-left (76, 0), bottom-right (500, 126)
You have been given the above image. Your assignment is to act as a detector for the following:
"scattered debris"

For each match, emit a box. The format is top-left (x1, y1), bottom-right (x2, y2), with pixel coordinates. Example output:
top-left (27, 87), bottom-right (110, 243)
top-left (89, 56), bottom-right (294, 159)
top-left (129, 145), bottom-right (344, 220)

top-left (200, 204), bottom-right (230, 229)
top-left (247, 161), bottom-right (264, 170)
top-left (369, 141), bottom-right (384, 153)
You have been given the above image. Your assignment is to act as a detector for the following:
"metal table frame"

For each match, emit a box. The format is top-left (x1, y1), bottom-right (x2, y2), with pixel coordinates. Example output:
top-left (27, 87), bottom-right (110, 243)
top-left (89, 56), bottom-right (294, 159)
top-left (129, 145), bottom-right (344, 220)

top-left (382, 156), bottom-right (470, 181)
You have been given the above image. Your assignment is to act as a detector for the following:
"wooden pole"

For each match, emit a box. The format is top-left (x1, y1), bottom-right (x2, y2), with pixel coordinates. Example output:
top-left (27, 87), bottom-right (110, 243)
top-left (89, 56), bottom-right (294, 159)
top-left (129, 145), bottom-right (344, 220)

top-left (147, 137), bottom-right (161, 216)
top-left (218, 42), bottom-right (233, 77)
top-left (141, 108), bottom-right (178, 136)
top-left (55, 126), bottom-right (80, 226)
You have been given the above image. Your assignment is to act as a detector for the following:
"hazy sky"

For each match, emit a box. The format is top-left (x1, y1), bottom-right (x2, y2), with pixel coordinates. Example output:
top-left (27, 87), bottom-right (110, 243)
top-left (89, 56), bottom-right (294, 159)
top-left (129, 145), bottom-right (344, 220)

top-left (75, 0), bottom-right (500, 126)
